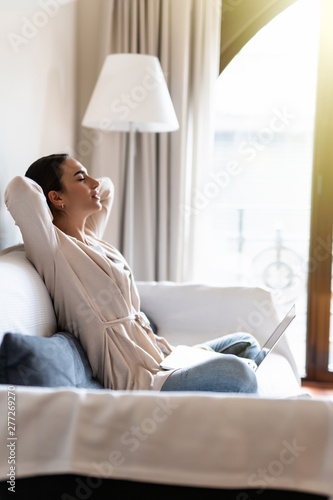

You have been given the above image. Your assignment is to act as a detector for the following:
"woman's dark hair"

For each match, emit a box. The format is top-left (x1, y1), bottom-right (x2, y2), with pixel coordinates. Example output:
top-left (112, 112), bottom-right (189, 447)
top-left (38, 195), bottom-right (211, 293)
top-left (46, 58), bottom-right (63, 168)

top-left (25, 153), bottom-right (69, 209)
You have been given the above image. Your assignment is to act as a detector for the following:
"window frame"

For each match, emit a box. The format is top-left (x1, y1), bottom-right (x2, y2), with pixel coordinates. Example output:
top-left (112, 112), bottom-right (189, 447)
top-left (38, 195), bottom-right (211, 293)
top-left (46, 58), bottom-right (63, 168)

top-left (305, 0), bottom-right (333, 382)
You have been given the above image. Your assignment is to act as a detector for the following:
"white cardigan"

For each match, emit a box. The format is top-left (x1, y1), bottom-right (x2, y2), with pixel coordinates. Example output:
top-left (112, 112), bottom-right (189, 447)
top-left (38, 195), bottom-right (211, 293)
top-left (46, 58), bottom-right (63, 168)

top-left (5, 176), bottom-right (174, 391)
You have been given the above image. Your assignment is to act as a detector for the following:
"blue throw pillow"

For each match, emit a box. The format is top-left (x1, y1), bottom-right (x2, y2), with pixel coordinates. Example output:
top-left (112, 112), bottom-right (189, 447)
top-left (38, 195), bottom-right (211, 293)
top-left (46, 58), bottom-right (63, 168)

top-left (0, 331), bottom-right (104, 389)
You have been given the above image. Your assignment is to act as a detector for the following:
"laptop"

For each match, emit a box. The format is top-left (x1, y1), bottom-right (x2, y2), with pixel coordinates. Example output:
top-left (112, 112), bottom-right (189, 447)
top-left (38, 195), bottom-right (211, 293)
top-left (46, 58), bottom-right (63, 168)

top-left (160, 304), bottom-right (296, 371)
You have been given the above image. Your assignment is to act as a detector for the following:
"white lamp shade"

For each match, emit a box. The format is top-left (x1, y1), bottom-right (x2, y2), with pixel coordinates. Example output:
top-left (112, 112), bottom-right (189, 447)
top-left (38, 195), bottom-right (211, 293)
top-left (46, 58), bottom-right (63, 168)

top-left (82, 53), bottom-right (179, 133)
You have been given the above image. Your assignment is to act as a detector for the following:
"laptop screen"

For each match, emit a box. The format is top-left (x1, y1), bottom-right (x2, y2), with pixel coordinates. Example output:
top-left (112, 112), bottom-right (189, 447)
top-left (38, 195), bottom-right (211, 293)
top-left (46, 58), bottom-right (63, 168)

top-left (254, 304), bottom-right (296, 367)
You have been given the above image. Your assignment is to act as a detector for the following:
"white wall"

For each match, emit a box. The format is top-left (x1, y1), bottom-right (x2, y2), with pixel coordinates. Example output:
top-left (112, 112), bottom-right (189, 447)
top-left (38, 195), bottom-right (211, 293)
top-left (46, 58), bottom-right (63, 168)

top-left (75, 0), bottom-right (121, 247)
top-left (0, 0), bottom-right (77, 249)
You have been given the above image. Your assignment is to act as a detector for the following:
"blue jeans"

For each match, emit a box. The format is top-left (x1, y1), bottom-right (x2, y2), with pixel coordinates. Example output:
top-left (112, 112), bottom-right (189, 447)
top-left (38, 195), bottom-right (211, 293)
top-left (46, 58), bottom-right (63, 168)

top-left (160, 333), bottom-right (262, 394)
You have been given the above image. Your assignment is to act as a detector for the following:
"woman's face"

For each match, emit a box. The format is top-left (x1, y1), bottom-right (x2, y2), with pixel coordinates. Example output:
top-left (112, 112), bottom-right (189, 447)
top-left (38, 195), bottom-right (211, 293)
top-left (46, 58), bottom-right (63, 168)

top-left (55, 157), bottom-right (101, 216)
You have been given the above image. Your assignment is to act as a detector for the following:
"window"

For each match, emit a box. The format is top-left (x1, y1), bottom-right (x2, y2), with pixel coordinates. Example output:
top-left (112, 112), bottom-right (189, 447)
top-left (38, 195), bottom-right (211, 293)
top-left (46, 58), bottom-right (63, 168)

top-left (191, 0), bottom-right (321, 377)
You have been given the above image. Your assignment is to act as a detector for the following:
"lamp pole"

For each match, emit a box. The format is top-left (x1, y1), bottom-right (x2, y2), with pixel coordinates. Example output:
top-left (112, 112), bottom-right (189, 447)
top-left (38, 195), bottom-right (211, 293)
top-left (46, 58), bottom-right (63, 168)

top-left (123, 121), bottom-right (136, 267)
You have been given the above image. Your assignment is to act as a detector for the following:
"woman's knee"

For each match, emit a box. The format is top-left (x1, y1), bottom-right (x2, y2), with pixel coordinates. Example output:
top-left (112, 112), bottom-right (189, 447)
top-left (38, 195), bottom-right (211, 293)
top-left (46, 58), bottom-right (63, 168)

top-left (236, 332), bottom-right (262, 360)
top-left (220, 355), bottom-right (258, 393)
top-left (240, 332), bottom-right (259, 345)
top-left (161, 354), bottom-right (258, 393)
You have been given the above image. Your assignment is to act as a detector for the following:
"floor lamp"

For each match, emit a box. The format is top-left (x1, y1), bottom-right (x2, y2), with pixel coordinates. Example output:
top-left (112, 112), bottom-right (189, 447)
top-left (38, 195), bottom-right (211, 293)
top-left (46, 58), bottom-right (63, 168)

top-left (82, 53), bottom-right (179, 267)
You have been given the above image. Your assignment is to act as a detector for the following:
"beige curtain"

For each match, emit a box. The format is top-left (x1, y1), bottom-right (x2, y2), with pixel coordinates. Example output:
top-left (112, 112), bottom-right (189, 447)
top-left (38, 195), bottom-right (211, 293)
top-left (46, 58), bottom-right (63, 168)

top-left (83, 0), bottom-right (221, 282)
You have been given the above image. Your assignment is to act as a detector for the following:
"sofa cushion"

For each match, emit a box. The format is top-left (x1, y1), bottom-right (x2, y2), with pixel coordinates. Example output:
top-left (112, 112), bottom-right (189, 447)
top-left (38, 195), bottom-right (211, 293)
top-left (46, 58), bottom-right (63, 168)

top-left (0, 245), bottom-right (57, 343)
top-left (0, 331), bottom-right (104, 389)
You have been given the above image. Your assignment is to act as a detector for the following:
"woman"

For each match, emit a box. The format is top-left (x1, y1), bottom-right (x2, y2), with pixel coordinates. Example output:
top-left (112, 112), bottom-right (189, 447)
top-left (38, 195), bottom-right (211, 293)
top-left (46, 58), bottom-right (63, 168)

top-left (5, 154), bottom-right (261, 393)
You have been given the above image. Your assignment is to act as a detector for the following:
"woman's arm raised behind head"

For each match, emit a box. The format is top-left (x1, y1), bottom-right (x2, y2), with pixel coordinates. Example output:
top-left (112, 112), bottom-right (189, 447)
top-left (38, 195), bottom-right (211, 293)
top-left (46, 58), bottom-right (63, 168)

top-left (5, 176), bottom-right (57, 264)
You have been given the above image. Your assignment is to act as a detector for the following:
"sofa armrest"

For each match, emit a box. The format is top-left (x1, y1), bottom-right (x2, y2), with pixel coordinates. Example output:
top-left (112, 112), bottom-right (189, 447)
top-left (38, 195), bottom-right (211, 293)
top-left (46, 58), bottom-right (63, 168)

top-left (137, 281), bottom-right (299, 380)
top-left (1, 386), bottom-right (331, 496)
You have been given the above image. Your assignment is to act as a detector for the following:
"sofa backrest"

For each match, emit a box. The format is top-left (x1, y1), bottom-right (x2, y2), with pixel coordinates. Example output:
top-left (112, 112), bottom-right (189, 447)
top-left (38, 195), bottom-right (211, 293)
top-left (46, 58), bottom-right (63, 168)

top-left (0, 245), bottom-right (57, 344)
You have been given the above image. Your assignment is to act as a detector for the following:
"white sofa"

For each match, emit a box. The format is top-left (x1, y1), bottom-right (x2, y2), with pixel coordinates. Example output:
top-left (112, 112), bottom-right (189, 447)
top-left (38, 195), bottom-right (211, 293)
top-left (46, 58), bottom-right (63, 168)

top-left (0, 245), bottom-right (332, 499)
